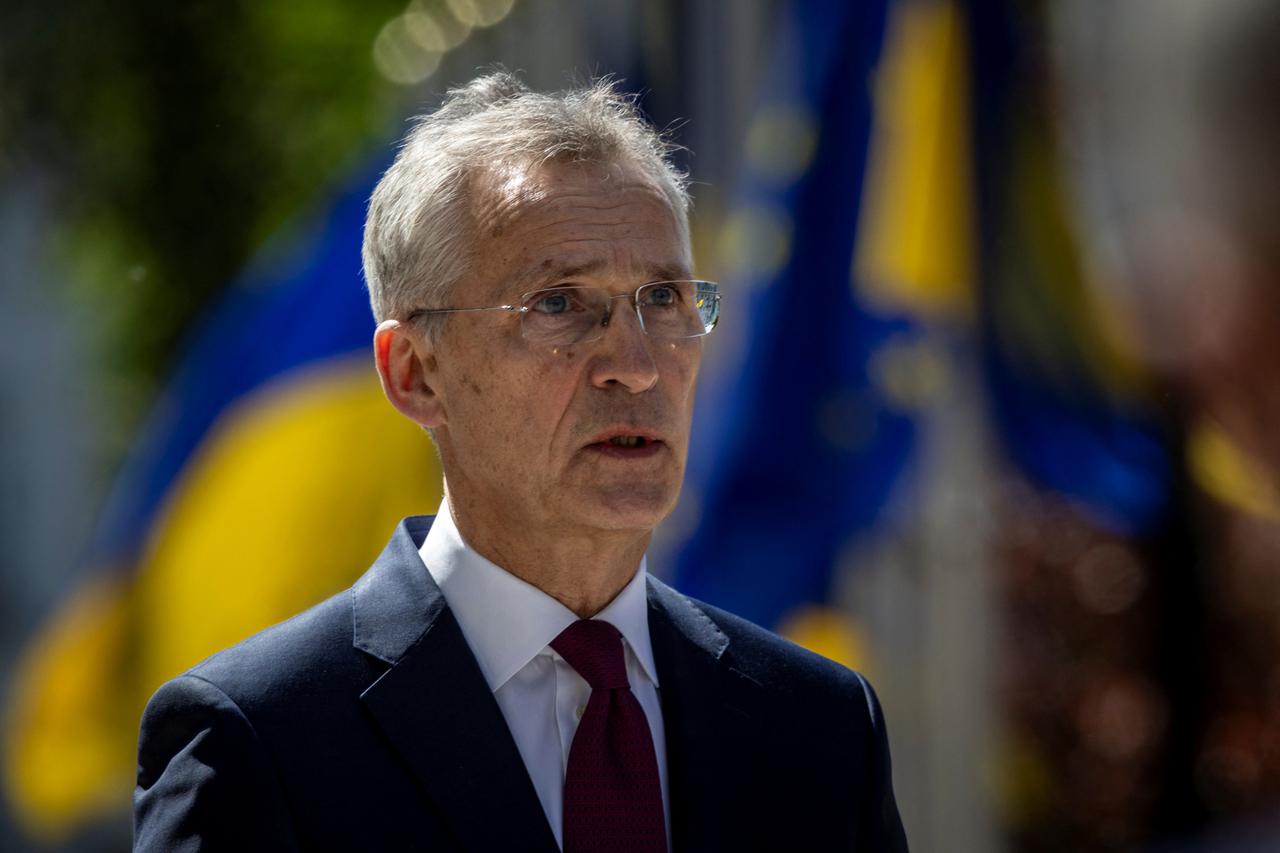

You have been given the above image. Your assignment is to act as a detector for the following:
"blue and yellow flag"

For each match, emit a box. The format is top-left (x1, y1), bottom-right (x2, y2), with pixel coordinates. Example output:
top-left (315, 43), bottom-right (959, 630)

top-left (966, 0), bottom-right (1171, 535)
top-left (673, 0), bottom-right (979, 668)
top-left (672, 0), bottom-right (1172, 667)
top-left (2, 167), bottom-right (442, 842)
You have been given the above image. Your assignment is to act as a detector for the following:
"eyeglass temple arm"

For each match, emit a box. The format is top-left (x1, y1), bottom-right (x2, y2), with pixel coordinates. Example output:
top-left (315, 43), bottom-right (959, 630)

top-left (406, 305), bottom-right (524, 321)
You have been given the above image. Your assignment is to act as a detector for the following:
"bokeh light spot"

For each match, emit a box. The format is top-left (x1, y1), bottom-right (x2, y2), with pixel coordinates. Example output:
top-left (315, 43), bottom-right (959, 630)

top-left (1070, 543), bottom-right (1146, 615)
top-left (372, 14), bottom-right (443, 86)
top-left (868, 334), bottom-right (949, 412)
top-left (1076, 673), bottom-right (1166, 763)
top-left (745, 105), bottom-right (818, 186)
top-left (412, 0), bottom-right (473, 49)
top-left (446, 0), bottom-right (516, 28)
top-left (403, 10), bottom-right (448, 52)
top-left (716, 204), bottom-right (793, 285)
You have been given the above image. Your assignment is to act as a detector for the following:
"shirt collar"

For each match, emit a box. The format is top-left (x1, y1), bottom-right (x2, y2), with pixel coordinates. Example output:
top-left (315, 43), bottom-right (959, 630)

top-left (419, 499), bottom-right (659, 692)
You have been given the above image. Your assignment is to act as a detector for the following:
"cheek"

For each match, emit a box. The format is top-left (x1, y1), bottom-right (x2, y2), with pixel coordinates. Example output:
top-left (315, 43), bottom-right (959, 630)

top-left (453, 355), bottom-right (574, 448)
top-left (663, 344), bottom-right (702, 404)
top-left (446, 348), bottom-right (524, 432)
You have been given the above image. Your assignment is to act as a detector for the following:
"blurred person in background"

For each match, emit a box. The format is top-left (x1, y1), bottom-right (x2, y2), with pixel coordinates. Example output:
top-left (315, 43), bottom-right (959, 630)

top-left (1053, 0), bottom-right (1280, 848)
top-left (131, 73), bottom-right (908, 852)
top-left (1149, 4), bottom-right (1280, 844)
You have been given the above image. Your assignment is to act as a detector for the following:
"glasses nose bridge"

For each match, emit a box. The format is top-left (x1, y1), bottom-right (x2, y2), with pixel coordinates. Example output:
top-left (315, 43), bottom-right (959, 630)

top-left (598, 289), bottom-right (647, 335)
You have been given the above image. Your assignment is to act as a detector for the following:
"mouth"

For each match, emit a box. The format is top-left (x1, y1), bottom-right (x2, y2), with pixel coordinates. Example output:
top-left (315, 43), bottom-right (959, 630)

top-left (586, 430), bottom-right (666, 459)
top-left (606, 435), bottom-right (648, 448)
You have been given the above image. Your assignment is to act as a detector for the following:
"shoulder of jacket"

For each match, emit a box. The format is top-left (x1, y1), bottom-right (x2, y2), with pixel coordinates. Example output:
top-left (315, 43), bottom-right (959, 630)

top-left (672, 591), bottom-right (870, 701)
top-left (175, 587), bottom-right (370, 708)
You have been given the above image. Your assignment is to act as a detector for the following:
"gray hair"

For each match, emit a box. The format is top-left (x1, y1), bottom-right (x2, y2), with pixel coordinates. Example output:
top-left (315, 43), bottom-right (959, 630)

top-left (362, 72), bottom-right (691, 331)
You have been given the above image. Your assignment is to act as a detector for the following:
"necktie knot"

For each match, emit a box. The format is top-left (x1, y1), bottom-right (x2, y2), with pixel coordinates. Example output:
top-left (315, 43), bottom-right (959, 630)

top-left (550, 619), bottom-right (629, 690)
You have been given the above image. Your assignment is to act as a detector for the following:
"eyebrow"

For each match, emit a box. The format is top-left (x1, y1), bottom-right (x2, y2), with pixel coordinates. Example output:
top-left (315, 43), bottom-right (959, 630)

top-left (520, 259), bottom-right (692, 290)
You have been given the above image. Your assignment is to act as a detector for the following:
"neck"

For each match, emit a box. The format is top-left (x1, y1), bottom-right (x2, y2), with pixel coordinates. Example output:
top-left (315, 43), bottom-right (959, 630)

top-left (444, 492), bottom-right (651, 618)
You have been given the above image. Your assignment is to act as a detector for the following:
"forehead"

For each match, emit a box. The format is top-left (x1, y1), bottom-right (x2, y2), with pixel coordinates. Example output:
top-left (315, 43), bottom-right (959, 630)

top-left (465, 159), bottom-right (691, 297)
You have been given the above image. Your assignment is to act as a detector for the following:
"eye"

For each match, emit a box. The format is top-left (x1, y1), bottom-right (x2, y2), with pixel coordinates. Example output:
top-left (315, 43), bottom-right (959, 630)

top-left (644, 284), bottom-right (679, 307)
top-left (528, 289), bottom-right (577, 314)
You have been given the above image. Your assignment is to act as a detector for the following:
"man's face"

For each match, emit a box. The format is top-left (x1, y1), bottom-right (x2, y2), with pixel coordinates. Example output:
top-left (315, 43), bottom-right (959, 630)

top-left (428, 159), bottom-right (701, 538)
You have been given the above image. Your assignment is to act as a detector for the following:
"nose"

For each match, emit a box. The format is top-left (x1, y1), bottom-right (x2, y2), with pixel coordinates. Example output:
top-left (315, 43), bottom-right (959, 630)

top-left (589, 297), bottom-right (659, 393)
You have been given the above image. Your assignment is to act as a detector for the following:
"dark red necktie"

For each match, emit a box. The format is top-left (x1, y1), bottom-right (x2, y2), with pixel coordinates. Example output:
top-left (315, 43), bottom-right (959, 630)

top-left (551, 619), bottom-right (667, 853)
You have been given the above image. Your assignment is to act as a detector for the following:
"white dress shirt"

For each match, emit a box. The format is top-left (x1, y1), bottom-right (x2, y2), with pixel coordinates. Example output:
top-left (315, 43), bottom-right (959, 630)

top-left (418, 500), bottom-right (670, 850)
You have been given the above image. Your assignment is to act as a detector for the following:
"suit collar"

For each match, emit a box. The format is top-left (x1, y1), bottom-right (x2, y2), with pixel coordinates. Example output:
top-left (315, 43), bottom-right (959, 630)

top-left (351, 515), bottom-right (440, 664)
top-left (353, 516), bottom-right (560, 853)
top-left (352, 518), bottom-right (765, 853)
top-left (644, 575), bottom-right (731, 661)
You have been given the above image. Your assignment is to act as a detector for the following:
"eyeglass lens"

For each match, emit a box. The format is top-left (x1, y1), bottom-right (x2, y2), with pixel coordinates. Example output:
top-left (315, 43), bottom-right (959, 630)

top-left (519, 282), bottom-right (719, 346)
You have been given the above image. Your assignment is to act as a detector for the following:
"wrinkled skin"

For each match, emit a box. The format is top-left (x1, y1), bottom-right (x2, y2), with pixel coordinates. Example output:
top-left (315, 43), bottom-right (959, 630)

top-left (375, 158), bottom-right (701, 613)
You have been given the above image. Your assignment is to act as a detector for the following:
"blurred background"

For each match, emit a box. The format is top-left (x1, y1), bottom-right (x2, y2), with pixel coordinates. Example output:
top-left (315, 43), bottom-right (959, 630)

top-left (2, 0), bottom-right (1279, 850)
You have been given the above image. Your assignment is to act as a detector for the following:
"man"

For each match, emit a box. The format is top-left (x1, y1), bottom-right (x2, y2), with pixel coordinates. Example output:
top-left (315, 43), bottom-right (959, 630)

top-left (134, 73), bottom-right (907, 852)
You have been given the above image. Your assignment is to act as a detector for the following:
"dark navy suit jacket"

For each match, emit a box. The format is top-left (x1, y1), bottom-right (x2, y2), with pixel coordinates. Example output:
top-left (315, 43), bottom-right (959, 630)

top-left (134, 517), bottom-right (908, 851)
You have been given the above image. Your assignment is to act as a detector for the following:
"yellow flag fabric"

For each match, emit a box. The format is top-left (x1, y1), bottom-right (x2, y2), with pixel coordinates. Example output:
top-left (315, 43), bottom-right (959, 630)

top-left (855, 0), bottom-right (976, 320)
top-left (4, 361), bottom-right (442, 841)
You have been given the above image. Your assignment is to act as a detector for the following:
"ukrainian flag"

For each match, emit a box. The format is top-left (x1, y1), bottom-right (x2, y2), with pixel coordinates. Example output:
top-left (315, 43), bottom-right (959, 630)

top-left (673, 0), bottom-right (977, 668)
top-left (966, 0), bottom-right (1171, 534)
top-left (2, 166), bottom-right (442, 843)
top-left (673, 0), bottom-right (1173, 671)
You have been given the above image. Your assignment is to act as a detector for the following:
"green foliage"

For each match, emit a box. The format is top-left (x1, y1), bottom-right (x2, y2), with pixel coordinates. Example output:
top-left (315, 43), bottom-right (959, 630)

top-left (1, 0), bottom-right (410, 436)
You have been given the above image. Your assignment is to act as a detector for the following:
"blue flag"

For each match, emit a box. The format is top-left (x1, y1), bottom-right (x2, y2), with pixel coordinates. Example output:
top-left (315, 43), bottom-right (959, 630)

top-left (673, 0), bottom-right (918, 634)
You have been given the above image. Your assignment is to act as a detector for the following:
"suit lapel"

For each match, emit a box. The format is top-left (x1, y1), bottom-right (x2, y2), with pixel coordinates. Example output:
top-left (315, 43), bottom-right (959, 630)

top-left (351, 520), bottom-right (763, 852)
top-left (354, 518), bottom-right (559, 853)
top-left (647, 577), bottom-right (765, 852)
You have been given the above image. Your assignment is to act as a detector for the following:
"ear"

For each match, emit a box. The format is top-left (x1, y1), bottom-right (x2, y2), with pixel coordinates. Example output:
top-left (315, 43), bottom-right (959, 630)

top-left (374, 319), bottom-right (447, 429)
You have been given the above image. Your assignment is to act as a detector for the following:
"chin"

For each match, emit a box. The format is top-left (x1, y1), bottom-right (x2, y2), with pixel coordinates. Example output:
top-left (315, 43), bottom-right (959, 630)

top-left (576, 483), bottom-right (679, 533)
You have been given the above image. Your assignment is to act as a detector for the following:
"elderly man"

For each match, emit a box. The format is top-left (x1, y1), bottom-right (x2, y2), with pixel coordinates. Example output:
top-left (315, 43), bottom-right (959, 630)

top-left (134, 73), bottom-right (907, 852)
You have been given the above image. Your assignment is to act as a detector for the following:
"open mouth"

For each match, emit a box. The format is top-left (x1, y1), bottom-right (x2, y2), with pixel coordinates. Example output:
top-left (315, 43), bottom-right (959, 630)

top-left (589, 433), bottom-right (664, 458)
